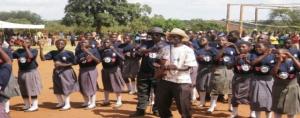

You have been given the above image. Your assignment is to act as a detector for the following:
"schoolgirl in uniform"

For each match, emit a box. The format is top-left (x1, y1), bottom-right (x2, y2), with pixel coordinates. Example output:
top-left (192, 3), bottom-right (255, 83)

top-left (118, 34), bottom-right (140, 94)
top-left (231, 41), bottom-right (255, 118)
top-left (284, 39), bottom-right (300, 59)
top-left (271, 49), bottom-right (300, 118)
top-left (207, 35), bottom-right (237, 113)
top-left (283, 39), bottom-right (300, 85)
top-left (13, 38), bottom-right (42, 112)
top-left (99, 39), bottom-right (127, 108)
top-left (39, 39), bottom-right (79, 110)
top-left (194, 37), bottom-right (217, 107)
top-left (0, 47), bottom-right (12, 118)
top-left (250, 41), bottom-right (275, 118)
top-left (0, 40), bottom-right (21, 113)
top-left (76, 38), bottom-right (101, 109)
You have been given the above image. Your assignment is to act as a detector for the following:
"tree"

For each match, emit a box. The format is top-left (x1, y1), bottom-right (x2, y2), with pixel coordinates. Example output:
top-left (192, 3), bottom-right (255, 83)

top-left (62, 0), bottom-right (151, 32)
top-left (268, 9), bottom-right (300, 28)
top-left (0, 11), bottom-right (43, 24)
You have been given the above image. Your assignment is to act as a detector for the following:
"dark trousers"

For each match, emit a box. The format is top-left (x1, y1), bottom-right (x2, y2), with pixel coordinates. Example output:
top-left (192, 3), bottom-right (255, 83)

top-left (157, 80), bottom-right (192, 118)
top-left (136, 77), bottom-right (158, 112)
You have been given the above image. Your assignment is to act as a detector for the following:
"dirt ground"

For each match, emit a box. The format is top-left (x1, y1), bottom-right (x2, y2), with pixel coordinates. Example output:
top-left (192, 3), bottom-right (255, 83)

top-left (8, 58), bottom-right (298, 118)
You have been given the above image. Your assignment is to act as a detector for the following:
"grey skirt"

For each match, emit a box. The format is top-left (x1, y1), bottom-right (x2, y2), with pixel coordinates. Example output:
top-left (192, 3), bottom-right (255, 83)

top-left (102, 67), bottom-right (127, 93)
top-left (226, 68), bottom-right (234, 94)
top-left (79, 66), bottom-right (99, 96)
top-left (196, 66), bottom-right (212, 92)
top-left (18, 69), bottom-right (42, 96)
top-left (2, 73), bottom-right (21, 98)
top-left (210, 66), bottom-right (232, 95)
top-left (52, 67), bottom-right (79, 95)
top-left (250, 74), bottom-right (274, 111)
top-left (232, 73), bottom-right (252, 105)
top-left (190, 66), bottom-right (198, 87)
top-left (272, 78), bottom-right (300, 115)
top-left (122, 59), bottom-right (140, 79)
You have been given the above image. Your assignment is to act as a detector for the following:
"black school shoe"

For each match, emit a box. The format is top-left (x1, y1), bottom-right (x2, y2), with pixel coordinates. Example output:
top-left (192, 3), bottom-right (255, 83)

top-left (129, 109), bottom-right (145, 117)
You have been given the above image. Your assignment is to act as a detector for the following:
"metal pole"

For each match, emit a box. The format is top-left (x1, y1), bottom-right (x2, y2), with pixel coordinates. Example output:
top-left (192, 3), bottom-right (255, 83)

top-left (226, 4), bottom-right (231, 33)
top-left (239, 4), bottom-right (244, 37)
top-left (255, 7), bottom-right (258, 29)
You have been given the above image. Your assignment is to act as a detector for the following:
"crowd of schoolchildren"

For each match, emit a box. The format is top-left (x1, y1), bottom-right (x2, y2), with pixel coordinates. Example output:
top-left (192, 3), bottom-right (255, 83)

top-left (0, 28), bottom-right (300, 118)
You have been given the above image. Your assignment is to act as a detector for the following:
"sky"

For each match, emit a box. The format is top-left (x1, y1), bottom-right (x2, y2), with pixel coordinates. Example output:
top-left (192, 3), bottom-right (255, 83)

top-left (0, 0), bottom-right (298, 21)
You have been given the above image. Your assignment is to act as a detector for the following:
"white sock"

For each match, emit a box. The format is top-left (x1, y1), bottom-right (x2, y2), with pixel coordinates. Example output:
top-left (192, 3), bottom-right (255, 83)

top-left (199, 91), bottom-right (206, 106)
top-left (250, 111), bottom-right (256, 117)
top-left (274, 113), bottom-right (282, 118)
top-left (149, 89), bottom-right (155, 105)
top-left (211, 95), bottom-right (218, 107)
top-left (131, 81), bottom-right (137, 92)
top-left (228, 95), bottom-right (232, 111)
top-left (32, 98), bottom-right (38, 108)
top-left (27, 98), bottom-right (38, 111)
top-left (255, 111), bottom-right (261, 118)
top-left (208, 95), bottom-right (218, 112)
top-left (104, 91), bottom-right (110, 103)
top-left (62, 95), bottom-right (71, 108)
top-left (87, 94), bottom-right (96, 108)
top-left (4, 100), bottom-right (10, 113)
top-left (231, 107), bottom-right (238, 117)
top-left (90, 94), bottom-right (96, 106)
top-left (116, 93), bottom-right (122, 105)
top-left (266, 112), bottom-right (272, 118)
top-left (191, 88), bottom-right (197, 101)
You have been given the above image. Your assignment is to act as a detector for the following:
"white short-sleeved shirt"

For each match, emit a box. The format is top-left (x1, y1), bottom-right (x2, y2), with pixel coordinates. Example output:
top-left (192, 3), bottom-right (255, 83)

top-left (159, 44), bottom-right (198, 84)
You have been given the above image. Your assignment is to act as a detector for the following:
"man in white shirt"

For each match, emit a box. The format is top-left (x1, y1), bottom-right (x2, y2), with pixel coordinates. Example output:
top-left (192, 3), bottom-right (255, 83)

top-left (157, 28), bottom-right (198, 118)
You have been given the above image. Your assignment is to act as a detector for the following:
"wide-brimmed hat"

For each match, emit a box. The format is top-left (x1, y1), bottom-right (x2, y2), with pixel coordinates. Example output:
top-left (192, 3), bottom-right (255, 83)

top-left (147, 27), bottom-right (165, 36)
top-left (168, 28), bottom-right (189, 42)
